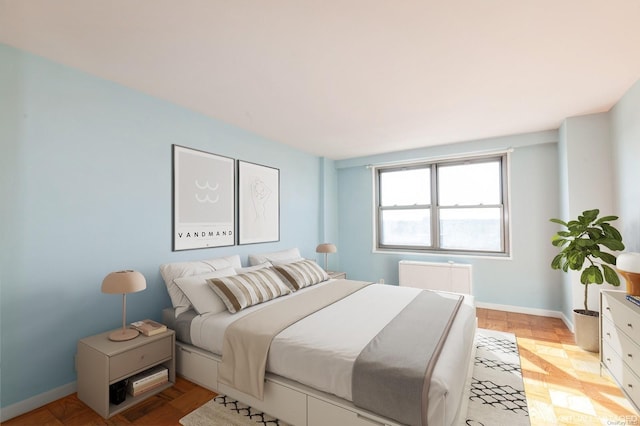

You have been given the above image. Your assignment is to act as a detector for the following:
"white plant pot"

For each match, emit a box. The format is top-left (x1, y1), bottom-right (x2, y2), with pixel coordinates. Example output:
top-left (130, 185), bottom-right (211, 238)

top-left (573, 309), bottom-right (599, 352)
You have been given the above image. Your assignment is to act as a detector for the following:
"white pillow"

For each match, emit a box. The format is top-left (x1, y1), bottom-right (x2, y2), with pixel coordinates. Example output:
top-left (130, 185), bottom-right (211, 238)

top-left (235, 262), bottom-right (272, 274)
top-left (248, 248), bottom-right (303, 266)
top-left (271, 258), bottom-right (307, 266)
top-left (159, 255), bottom-right (242, 316)
top-left (174, 268), bottom-right (237, 315)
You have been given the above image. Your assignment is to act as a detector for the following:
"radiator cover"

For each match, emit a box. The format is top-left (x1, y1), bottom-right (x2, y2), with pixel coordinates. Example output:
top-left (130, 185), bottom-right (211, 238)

top-left (398, 260), bottom-right (472, 295)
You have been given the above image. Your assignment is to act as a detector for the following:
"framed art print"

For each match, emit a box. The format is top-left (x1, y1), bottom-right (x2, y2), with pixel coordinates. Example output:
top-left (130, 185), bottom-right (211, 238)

top-left (238, 160), bottom-right (280, 244)
top-left (172, 145), bottom-right (235, 250)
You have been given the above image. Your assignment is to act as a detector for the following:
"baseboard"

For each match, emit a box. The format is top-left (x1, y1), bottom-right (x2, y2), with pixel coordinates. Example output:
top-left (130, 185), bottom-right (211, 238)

top-left (0, 381), bottom-right (77, 422)
top-left (476, 301), bottom-right (574, 333)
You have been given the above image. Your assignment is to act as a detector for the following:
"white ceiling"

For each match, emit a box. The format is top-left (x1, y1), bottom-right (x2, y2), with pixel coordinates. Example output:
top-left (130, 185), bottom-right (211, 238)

top-left (2, 1), bottom-right (639, 160)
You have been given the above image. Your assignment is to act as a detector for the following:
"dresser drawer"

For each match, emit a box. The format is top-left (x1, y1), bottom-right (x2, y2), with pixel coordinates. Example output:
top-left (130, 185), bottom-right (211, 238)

top-left (602, 341), bottom-right (624, 385)
top-left (602, 293), bottom-right (640, 342)
top-left (616, 323), bottom-right (640, 374)
top-left (110, 337), bottom-right (172, 381)
top-left (602, 292), bottom-right (614, 321)
top-left (602, 316), bottom-right (623, 357)
top-left (622, 363), bottom-right (640, 405)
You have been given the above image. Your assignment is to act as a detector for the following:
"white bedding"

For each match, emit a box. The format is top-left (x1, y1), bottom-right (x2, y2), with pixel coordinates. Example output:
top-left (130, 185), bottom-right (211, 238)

top-left (190, 280), bottom-right (476, 424)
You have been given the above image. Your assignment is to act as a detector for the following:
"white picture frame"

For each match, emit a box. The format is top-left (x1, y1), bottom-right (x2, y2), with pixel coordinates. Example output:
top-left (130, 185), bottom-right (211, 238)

top-left (172, 145), bottom-right (235, 250)
top-left (238, 160), bottom-right (280, 245)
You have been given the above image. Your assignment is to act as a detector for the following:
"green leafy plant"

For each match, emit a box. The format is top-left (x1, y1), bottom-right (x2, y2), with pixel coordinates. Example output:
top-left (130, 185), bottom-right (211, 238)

top-left (550, 209), bottom-right (625, 315)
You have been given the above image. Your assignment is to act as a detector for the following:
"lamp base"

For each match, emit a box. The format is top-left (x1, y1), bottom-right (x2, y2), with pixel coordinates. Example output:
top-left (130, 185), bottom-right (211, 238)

top-left (108, 328), bottom-right (139, 341)
top-left (621, 271), bottom-right (640, 296)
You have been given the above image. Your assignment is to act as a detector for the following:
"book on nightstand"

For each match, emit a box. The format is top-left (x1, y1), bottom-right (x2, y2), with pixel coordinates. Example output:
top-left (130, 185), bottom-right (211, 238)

top-left (130, 319), bottom-right (167, 336)
top-left (127, 365), bottom-right (168, 396)
top-left (626, 295), bottom-right (640, 308)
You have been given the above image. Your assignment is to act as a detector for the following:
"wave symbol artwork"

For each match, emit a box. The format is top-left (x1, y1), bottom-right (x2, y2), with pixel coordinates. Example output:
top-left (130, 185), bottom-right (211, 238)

top-left (195, 180), bottom-right (220, 204)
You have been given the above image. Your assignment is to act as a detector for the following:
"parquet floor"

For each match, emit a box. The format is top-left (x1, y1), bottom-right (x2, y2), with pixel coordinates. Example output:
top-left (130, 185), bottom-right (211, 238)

top-left (2, 377), bottom-right (215, 426)
top-left (4, 308), bottom-right (639, 425)
top-left (477, 308), bottom-right (638, 425)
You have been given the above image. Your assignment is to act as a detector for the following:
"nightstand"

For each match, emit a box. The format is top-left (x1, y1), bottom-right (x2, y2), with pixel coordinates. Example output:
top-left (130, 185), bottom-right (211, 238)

top-left (77, 329), bottom-right (175, 418)
top-left (328, 271), bottom-right (347, 280)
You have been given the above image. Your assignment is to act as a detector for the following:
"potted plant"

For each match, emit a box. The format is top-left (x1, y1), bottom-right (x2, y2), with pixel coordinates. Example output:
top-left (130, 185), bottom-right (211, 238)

top-left (550, 209), bottom-right (625, 352)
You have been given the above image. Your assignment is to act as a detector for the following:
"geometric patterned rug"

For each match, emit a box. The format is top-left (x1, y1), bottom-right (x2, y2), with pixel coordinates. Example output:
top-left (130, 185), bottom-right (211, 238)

top-left (179, 394), bottom-right (290, 426)
top-left (465, 328), bottom-right (530, 425)
top-left (180, 328), bottom-right (529, 426)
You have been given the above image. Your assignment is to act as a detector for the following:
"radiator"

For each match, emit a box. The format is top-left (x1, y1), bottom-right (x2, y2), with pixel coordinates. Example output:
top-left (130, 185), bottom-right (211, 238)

top-left (398, 260), bottom-right (472, 295)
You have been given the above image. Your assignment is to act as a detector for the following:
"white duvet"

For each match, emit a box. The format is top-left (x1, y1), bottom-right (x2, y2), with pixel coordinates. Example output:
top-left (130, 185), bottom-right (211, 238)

top-left (190, 281), bottom-right (476, 425)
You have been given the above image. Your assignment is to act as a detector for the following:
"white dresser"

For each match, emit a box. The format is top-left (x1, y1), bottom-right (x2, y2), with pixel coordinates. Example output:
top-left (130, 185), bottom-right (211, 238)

top-left (600, 290), bottom-right (640, 411)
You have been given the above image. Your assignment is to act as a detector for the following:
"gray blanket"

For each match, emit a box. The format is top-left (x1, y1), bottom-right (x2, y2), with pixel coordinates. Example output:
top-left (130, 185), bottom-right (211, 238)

top-left (352, 290), bottom-right (463, 426)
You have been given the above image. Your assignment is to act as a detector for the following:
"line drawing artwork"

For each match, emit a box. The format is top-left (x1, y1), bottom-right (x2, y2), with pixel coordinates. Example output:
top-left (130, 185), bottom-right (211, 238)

top-left (195, 180), bottom-right (220, 204)
top-left (250, 177), bottom-right (272, 221)
top-left (238, 160), bottom-right (279, 245)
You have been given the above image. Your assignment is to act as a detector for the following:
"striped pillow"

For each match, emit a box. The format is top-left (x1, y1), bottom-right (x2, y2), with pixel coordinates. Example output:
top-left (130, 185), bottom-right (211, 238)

top-left (274, 259), bottom-right (329, 291)
top-left (207, 268), bottom-right (291, 313)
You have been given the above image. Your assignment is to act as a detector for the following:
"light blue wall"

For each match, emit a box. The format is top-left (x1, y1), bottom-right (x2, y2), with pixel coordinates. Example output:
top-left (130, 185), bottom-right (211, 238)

top-left (0, 44), bottom-right (327, 409)
top-left (2, 38), bottom-right (638, 415)
top-left (336, 132), bottom-right (564, 311)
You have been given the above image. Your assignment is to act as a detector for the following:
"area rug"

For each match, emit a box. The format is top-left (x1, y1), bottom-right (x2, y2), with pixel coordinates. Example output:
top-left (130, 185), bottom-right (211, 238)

top-left (179, 394), bottom-right (289, 426)
top-left (465, 328), bottom-right (530, 425)
top-left (180, 328), bottom-right (529, 426)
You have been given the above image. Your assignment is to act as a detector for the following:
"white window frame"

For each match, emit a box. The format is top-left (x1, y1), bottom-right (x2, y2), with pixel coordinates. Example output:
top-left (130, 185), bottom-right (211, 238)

top-left (373, 152), bottom-right (511, 257)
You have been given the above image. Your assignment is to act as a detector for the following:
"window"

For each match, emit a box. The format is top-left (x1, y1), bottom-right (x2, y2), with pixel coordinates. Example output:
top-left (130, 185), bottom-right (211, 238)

top-left (375, 153), bottom-right (509, 256)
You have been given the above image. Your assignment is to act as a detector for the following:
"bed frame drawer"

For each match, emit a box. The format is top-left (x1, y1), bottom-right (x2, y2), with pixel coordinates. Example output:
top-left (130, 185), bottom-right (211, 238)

top-left (175, 342), bottom-right (219, 391)
top-left (219, 378), bottom-right (307, 426)
top-left (309, 397), bottom-right (394, 426)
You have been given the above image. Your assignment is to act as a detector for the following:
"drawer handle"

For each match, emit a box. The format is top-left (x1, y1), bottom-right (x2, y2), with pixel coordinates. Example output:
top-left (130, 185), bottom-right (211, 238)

top-left (629, 354), bottom-right (634, 359)
top-left (606, 332), bottom-right (611, 337)
top-left (607, 358), bottom-right (612, 362)
top-left (606, 306), bottom-right (611, 310)
top-left (628, 323), bottom-right (633, 328)
top-left (629, 384), bottom-right (634, 389)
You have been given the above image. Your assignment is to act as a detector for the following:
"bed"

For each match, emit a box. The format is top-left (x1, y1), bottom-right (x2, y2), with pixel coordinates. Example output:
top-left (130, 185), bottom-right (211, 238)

top-left (160, 250), bottom-right (476, 426)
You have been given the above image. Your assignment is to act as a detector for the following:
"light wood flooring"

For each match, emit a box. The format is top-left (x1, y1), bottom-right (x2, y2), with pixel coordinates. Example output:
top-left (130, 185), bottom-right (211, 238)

top-left (4, 308), bottom-right (639, 425)
top-left (477, 308), bottom-right (637, 425)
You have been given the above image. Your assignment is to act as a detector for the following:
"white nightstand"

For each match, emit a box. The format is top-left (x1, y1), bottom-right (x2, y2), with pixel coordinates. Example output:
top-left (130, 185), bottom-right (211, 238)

top-left (328, 271), bottom-right (347, 280)
top-left (77, 329), bottom-right (175, 418)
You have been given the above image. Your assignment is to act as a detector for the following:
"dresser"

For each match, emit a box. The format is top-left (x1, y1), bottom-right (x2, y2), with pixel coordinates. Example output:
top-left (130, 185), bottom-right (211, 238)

top-left (600, 290), bottom-right (640, 411)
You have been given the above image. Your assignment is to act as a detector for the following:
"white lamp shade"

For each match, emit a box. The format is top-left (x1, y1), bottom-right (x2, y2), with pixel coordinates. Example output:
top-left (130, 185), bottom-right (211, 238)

top-left (617, 253), bottom-right (640, 274)
top-left (101, 270), bottom-right (146, 294)
top-left (316, 243), bottom-right (337, 254)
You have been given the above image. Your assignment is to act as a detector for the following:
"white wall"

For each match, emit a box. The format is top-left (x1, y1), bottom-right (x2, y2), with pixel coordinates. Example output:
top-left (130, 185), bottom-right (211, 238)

top-left (558, 113), bottom-right (616, 318)
top-left (611, 80), bottom-right (640, 253)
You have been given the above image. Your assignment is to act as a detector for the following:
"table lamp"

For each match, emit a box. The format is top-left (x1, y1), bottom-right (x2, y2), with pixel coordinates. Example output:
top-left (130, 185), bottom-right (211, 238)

top-left (617, 252), bottom-right (640, 296)
top-left (101, 270), bottom-right (147, 341)
top-left (316, 243), bottom-right (337, 271)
